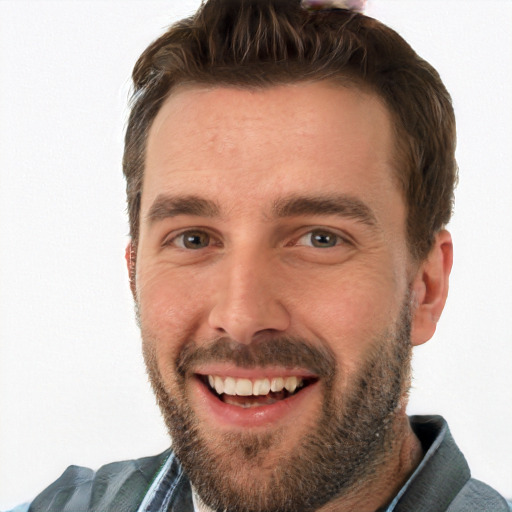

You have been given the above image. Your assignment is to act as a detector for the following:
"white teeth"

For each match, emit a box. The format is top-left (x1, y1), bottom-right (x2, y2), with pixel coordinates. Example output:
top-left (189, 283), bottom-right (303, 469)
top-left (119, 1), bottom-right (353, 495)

top-left (214, 376), bottom-right (224, 395)
top-left (223, 377), bottom-right (236, 395)
top-left (284, 376), bottom-right (298, 393)
top-left (253, 378), bottom-right (271, 396)
top-left (235, 378), bottom-right (253, 396)
top-left (207, 375), bottom-right (304, 396)
top-left (270, 377), bottom-right (285, 393)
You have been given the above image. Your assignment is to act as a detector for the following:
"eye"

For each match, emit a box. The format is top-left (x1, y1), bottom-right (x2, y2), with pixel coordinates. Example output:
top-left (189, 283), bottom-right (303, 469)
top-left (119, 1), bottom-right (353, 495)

top-left (171, 230), bottom-right (211, 249)
top-left (296, 229), bottom-right (345, 248)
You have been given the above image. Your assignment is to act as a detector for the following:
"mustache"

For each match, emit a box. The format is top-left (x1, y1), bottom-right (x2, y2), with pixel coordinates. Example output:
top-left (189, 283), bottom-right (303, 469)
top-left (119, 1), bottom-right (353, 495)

top-left (176, 336), bottom-right (337, 380)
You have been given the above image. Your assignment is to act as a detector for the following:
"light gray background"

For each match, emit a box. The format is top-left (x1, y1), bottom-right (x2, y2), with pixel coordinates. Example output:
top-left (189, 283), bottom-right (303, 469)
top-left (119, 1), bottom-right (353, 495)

top-left (1, 0), bottom-right (511, 508)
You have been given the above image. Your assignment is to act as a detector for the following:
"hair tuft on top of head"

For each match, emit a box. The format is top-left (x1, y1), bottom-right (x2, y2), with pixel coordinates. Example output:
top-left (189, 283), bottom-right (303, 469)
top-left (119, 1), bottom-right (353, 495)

top-left (124, 0), bottom-right (457, 262)
top-left (301, 0), bottom-right (367, 13)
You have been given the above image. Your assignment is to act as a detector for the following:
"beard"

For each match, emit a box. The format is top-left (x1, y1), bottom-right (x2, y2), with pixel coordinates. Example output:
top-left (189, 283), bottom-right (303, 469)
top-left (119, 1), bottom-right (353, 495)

top-left (142, 299), bottom-right (413, 512)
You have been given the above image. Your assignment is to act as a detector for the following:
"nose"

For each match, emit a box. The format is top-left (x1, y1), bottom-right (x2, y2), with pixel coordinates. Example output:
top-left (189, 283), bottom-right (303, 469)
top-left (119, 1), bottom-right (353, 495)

top-left (208, 250), bottom-right (291, 344)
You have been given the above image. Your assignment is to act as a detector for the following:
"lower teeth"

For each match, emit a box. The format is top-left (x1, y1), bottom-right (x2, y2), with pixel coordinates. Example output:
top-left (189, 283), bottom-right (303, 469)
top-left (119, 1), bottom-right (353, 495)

top-left (224, 397), bottom-right (276, 408)
top-left (220, 390), bottom-right (292, 407)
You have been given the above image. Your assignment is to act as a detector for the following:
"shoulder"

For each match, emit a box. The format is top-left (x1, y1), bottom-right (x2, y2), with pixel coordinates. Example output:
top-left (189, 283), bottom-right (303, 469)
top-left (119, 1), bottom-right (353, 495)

top-left (447, 478), bottom-right (512, 512)
top-left (25, 449), bottom-right (173, 512)
top-left (398, 416), bottom-right (511, 512)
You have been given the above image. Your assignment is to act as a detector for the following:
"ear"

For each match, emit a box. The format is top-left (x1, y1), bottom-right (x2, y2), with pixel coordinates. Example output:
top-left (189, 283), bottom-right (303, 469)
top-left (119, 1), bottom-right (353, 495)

top-left (410, 230), bottom-right (453, 346)
top-left (125, 241), bottom-right (137, 297)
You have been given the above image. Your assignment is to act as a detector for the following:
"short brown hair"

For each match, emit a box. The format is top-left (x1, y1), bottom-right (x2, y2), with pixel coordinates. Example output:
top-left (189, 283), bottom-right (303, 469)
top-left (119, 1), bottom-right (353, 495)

top-left (124, 0), bottom-right (457, 260)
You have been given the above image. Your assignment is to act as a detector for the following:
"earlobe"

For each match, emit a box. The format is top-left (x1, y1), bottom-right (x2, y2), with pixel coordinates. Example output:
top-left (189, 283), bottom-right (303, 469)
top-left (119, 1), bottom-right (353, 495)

top-left (125, 241), bottom-right (137, 297)
top-left (410, 230), bottom-right (453, 346)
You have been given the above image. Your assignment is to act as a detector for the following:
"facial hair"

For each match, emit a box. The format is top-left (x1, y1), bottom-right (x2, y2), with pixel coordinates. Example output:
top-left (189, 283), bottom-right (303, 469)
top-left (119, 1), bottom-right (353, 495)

top-left (142, 299), bottom-right (413, 512)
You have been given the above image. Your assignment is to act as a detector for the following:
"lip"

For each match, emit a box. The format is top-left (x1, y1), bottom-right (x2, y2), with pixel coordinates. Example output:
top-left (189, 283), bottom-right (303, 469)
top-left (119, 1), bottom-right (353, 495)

top-left (191, 371), bottom-right (320, 429)
top-left (194, 364), bottom-right (319, 380)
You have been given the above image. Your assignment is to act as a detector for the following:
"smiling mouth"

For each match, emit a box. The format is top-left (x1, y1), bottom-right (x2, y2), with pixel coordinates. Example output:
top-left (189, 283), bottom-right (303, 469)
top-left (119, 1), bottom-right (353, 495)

top-left (199, 374), bottom-right (318, 408)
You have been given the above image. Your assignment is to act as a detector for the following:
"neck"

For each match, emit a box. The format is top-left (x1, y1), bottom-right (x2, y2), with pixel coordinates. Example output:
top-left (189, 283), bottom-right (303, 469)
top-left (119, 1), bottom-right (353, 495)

top-left (318, 413), bottom-right (423, 512)
top-left (192, 414), bottom-right (424, 512)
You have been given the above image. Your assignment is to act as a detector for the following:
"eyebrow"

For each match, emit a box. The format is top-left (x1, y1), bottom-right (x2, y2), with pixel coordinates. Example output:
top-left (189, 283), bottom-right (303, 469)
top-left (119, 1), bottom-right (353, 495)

top-left (272, 194), bottom-right (378, 227)
top-left (145, 192), bottom-right (378, 228)
top-left (146, 194), bottom-right (220, 223)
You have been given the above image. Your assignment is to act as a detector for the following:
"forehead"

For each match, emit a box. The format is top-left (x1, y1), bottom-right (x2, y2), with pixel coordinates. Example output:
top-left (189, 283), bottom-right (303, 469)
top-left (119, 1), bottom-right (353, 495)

top-left (143, 81), bottom-right (400, 219)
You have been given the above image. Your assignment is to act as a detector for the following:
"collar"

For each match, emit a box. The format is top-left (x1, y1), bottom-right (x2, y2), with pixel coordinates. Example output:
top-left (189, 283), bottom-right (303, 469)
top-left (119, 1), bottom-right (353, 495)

top-left (386, 415), bottom-right (470, 511)
top-left (138, 415), bottom-right (469, 512)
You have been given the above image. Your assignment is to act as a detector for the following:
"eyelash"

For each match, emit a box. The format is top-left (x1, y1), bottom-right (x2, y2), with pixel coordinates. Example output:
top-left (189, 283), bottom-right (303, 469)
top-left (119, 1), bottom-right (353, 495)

top-left (163, 229), bottom-right (217, 250)
top-left (294, 229), bottom-right (349, 248)
top-left (164, 227), bottom-right (351, 250)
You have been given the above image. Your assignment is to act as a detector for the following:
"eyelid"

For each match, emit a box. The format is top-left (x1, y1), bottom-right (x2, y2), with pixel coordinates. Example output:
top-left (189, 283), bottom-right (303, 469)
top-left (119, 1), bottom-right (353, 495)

top-left (298, 232), bottom-right (340, 247)
top-left (292, 227), bottom-right (354, 248)
top-left (160, 225), bottom-right (354, 249)
top-left (162, 227), bottom-right (219, 249)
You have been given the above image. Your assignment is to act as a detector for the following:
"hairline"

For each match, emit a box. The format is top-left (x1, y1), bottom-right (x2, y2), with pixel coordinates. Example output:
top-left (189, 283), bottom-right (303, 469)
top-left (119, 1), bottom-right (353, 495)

top-left (135, 75), bottom-right (412, 248)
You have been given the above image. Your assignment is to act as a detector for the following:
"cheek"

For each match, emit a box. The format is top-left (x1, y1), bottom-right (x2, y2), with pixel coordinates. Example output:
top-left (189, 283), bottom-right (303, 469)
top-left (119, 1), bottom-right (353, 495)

top-left (136, 264), bottom-right (209, 358)
top-left (288, 261), bottom-right (403, 358)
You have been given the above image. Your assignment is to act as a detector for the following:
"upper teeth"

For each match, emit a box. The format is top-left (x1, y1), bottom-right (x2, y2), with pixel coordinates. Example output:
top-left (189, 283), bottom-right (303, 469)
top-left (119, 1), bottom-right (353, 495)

top-left (207, 375), bottom-right (303, 396)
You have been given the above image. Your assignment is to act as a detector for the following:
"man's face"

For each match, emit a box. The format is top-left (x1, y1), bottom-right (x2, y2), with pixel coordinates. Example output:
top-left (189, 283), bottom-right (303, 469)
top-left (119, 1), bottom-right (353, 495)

top-left (133, 82), bottom-right (417, 511)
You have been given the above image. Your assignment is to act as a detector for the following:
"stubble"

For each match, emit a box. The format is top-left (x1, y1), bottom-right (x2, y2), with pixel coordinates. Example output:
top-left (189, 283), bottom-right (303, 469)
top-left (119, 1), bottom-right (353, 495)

top-left (142, 300), bottom-right (413, 512)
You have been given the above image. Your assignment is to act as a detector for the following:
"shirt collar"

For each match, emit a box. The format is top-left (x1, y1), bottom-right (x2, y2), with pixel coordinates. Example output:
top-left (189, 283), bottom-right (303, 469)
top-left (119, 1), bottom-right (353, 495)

top-left (140, 415), bottom-right (467, 512)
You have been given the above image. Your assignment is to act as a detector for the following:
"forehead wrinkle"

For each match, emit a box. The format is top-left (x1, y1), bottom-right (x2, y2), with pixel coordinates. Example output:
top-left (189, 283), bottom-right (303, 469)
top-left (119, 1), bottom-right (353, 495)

top-left (145, 194), bottom-right (221, 224)
top-left (271, 194), bottom-right (379, 229)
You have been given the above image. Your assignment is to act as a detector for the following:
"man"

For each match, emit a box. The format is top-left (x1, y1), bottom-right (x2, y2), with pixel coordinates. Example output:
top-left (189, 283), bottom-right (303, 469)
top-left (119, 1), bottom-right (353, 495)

top-left (10, 0), bottom-right (510, 511)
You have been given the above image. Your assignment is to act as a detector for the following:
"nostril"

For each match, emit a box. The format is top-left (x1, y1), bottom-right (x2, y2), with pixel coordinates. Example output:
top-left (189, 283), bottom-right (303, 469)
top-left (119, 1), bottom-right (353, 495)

top-left (208, 303), bottom-right (291, 346)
